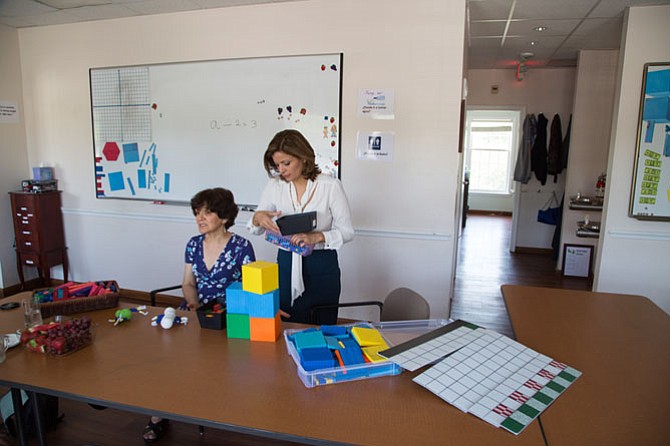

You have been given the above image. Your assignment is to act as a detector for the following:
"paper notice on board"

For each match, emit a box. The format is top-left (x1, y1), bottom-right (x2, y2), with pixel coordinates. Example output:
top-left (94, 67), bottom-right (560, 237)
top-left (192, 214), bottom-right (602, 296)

top-left (0, 101), bottom-right (19, 123)
top-left (356, 131), bottom-right (394, 161)
top-left (358, 89), bottom-right (394, 119)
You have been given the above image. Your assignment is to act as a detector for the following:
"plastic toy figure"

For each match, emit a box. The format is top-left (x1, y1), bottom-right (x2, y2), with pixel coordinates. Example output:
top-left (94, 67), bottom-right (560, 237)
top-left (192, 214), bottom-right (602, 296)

top-left (109, 306), bottom-right (148, 326)
top-left (151, 307), bottom-right (188, 329)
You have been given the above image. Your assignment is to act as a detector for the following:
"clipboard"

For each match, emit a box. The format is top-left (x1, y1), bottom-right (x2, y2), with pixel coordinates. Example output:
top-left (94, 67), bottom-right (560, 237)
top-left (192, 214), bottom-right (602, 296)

top-left (276, 211), bottom-right (317, 235)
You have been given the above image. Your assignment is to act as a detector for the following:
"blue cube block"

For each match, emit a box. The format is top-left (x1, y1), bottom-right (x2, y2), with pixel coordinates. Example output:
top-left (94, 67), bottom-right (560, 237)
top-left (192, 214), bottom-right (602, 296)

top-left (299, 347), bottom-right (336, 371)
top-left (226, 282), bottom-right (248, 314)
top-left (247, 289), bottom-right (279, 318)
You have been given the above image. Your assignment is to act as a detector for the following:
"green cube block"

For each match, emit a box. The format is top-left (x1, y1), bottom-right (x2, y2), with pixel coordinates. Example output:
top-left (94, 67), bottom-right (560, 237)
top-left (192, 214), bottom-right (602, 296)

top-left (226, 313), bottom-right (250, 339)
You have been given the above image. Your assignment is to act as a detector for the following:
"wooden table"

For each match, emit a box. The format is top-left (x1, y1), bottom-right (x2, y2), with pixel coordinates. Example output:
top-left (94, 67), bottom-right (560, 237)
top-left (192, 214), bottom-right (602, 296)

top-left (0, 292), bottom-right (545, 446)
top-left (502, 285), bottom-right (670, 446)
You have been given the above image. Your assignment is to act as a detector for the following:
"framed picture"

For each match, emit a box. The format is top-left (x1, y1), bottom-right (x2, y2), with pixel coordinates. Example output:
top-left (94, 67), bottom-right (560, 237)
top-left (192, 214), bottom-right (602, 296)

top-left (562, 244), bottom-right (593, 278)
top-left (629, 62), bottom-right (670, 220)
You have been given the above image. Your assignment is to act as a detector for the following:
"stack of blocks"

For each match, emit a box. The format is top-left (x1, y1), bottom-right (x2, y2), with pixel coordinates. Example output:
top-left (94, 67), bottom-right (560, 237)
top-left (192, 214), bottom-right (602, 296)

top-left (226, 261), bottom-right (281, 342)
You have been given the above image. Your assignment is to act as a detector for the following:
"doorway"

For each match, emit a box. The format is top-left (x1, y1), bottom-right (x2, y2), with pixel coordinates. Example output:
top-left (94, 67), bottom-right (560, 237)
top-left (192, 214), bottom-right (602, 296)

top-left (462, 108), bottom-right (523, 251)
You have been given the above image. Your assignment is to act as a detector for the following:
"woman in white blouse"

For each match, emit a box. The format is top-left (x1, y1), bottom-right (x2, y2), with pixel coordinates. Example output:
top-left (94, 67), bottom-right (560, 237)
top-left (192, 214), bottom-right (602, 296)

top-left (248, 129), bottom-right (354, 324)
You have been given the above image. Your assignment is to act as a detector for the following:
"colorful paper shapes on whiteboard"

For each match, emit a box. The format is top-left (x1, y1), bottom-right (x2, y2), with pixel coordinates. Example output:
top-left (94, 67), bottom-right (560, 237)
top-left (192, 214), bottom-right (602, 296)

top-left (138, 169), bottom-right (147, 188)
top-left (123, 143), bottom-right (140, 164)
top-left (108, 171), bottom-right (125, 191)
top-left (103, 142), bottom-right (120, 161)
top-left (127, 177), bottom-right (136, 195)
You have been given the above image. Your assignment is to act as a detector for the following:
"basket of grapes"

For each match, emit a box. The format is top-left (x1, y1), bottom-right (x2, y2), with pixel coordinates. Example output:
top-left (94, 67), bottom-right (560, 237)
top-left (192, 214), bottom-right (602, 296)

top-left (21, 316), bottom-right (95, 357)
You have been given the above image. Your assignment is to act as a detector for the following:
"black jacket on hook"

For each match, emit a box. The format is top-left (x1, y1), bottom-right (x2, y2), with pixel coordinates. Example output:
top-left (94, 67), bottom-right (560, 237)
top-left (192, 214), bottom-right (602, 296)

top-left (547, 114), bottom-right (563, 182)
top-left (531, 113), bottom-right (548, 185)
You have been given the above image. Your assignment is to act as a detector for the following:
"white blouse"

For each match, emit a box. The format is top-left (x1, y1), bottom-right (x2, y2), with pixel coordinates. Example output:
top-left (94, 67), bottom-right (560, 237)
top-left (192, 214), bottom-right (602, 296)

top-left (247, 174), bottom-right (354, 250)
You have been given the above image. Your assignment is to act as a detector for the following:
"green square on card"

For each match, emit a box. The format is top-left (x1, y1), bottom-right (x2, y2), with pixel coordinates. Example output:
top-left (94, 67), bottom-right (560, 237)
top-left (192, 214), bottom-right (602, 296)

top-left (518, 403), bottom-right (540, 418)
top-left (533, 391), bottom-right (553, 405)
top-left (558, 370), bottom-right (577, 382)
top-left (501, 417), bottom-right (524, 434)
top-left (546, 380), bottom-right (566, 393)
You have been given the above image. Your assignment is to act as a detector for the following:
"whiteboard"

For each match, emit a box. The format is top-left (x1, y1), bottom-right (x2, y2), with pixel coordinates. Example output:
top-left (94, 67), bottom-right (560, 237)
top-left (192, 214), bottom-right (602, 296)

top-left (89, 53), bottom-right (342, 207)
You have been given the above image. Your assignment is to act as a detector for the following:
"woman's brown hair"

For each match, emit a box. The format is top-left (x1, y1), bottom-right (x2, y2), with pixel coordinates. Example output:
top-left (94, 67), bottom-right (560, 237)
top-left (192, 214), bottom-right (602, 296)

top-left (263, 129), bottom-right (321, 181)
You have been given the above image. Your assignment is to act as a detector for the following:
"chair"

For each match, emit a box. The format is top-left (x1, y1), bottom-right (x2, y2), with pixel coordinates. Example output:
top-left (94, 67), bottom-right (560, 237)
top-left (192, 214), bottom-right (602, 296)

top-left (149, 285), bottom-right (183, 307)
top-left (308, 287), bottom-right (430, 324)
top-left (381, 287), bottom-right (430, 321)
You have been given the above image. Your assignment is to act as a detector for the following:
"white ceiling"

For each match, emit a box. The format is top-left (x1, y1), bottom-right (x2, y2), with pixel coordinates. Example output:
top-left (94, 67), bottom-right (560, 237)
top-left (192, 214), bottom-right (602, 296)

top-left (0, 0), bottom-right (668, 69)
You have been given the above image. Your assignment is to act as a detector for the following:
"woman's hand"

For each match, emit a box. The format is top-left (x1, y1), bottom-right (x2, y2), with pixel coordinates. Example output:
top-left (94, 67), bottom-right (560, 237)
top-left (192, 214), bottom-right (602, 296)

top-left (252, 210), bottom-right (281, 233)
top-left (290, 231), bottom-right (325, 246)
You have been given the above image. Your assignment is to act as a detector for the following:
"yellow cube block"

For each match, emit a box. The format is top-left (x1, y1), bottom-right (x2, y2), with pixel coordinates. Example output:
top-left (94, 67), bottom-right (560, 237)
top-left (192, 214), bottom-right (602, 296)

top-left (242, 261), bottom-right (279, 295)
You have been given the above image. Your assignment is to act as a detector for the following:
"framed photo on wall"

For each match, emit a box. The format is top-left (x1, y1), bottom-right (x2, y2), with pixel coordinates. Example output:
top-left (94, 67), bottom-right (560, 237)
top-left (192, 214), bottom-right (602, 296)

top-left (562, 244), bottom-right (593, 278)
top-left (629, 62), bottom-right (670, 220)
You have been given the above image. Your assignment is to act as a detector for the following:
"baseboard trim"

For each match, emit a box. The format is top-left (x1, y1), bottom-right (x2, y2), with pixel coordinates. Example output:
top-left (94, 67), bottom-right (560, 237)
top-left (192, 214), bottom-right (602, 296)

top-left (1, 278), bottom-right (50, 299)
top-left (514, 247), bottom-right (553, 255)
top-left (467, 210), bottom-right (513, 216)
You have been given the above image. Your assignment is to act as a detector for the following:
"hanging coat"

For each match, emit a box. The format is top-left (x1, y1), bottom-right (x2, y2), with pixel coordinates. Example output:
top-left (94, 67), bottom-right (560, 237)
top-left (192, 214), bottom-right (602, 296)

top-left (513, 114), bottom-right (536, 184)
top-left (531, 113), bottom-right (548, 185)
top-left (561, 114), bottom-right (572, 170)
top-left (547, 114), bottom-right (563, 183)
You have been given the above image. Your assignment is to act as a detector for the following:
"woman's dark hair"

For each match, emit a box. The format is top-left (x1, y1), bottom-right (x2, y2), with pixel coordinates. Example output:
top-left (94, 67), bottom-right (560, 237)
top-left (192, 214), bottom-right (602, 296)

top-left (263, 129), bottom-right (321, 181)
top-left (190, 188), bottom-right (238, 229)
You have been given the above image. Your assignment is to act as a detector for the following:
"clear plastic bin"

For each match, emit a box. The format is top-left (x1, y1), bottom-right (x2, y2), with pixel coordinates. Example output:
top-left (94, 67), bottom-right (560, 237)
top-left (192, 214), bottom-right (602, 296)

top-left (284, 318), bottom-right (450, 387)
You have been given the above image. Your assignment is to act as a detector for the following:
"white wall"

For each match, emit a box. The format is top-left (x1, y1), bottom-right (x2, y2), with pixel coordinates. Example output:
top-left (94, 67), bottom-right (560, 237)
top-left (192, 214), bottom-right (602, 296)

top-left (596, 5), bottom-right (670, 314)
top-left (558, 50), bottom-right (618, 267)
top-left (466, 68), bottom-right (575, 249)
top-left (0, 24), bottom-right (29, 290)
top-left (468, 193), bottom-right (514, 213)
top-left (15, 0), bottom-right (466, 319)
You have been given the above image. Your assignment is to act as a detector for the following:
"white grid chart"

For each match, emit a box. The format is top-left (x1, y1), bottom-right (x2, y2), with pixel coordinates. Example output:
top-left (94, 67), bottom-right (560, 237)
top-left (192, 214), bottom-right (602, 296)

top-left (382, 322), bottom-right (581, 435)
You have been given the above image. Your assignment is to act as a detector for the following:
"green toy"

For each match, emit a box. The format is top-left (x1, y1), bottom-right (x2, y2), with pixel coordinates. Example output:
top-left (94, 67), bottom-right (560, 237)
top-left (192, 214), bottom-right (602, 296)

top-left (109, 306), bottom-right (148, 326)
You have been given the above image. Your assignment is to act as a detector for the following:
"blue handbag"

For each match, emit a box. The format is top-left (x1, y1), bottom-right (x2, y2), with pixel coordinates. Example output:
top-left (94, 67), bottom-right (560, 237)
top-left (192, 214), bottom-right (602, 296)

top-left (537, 192), bottom-right (561, 225)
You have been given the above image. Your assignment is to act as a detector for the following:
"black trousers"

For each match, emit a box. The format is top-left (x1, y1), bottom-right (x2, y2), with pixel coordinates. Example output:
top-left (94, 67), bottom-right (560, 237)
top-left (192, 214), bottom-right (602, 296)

top-left (277, 249), bottom-right (341, 325)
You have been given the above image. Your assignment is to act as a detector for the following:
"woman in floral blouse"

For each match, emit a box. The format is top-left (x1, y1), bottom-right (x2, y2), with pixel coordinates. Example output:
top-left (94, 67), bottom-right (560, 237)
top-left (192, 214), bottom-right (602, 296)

top-left (182, 187), bottom-right (256, 309)
top-left (143, 187), bottom-right (255, 443)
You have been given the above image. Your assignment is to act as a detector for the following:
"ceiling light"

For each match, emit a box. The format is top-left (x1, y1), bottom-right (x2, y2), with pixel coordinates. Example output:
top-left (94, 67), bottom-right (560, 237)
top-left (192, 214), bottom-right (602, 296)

top-left (533, 26), bottom-right (548, 32)
top-left (530, 41), bottom-right (537, 46)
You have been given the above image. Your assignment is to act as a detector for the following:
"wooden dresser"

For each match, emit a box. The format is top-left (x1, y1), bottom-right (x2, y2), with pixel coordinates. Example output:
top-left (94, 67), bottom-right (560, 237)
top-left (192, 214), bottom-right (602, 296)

top-left (9, 191), bottom-right (68, 289)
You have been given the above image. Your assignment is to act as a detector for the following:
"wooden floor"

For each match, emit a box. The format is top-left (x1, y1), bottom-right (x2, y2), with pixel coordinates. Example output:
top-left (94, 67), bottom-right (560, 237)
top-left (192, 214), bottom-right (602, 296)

top-left (4, 213), bottom-right (593, 445)
top-left (451, 213), bottom-right (592, 338)
top-left (7, 398), bottom-right (305, 446)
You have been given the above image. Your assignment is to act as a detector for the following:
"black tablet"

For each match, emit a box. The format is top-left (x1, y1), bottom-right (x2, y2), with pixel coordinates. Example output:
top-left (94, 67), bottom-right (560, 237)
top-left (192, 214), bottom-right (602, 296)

top-left (276, 211), bottom-right (317, 235)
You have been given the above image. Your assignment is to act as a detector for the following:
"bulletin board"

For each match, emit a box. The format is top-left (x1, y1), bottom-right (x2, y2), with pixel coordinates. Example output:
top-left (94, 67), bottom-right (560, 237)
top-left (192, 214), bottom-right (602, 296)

top-left (629, 62), bottom-right (670, 220)
top-left (89, 53), bottom-right (343, 207)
